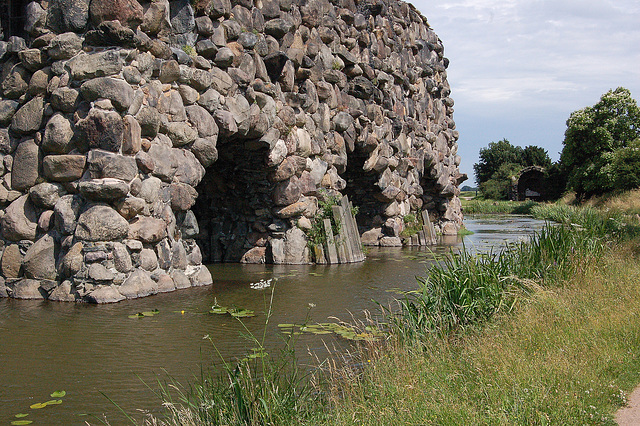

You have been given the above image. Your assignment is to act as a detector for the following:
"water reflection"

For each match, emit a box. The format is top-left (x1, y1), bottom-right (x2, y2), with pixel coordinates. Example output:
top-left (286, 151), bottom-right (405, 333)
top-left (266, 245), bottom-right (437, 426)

top-left (0, 215), bottom-right (545, 424)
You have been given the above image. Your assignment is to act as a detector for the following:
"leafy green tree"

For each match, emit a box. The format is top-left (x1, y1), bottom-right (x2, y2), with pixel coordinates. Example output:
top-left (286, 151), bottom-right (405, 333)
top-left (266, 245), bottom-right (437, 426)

top-left (473, 139), bottom-right (523, 185)
top-left (611, 139), bottom-right (640, 191)
top-left (560, 87), bottom-right (640, 197)
top-left (522, 146), bottom-right (552, 168)
top-left (480, 162), bottom-right (521, 200)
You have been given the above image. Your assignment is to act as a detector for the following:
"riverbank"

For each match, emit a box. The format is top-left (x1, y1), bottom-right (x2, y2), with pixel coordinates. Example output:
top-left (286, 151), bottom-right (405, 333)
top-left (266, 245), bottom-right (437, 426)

top-left (147, 194), bottom-right (640, 425)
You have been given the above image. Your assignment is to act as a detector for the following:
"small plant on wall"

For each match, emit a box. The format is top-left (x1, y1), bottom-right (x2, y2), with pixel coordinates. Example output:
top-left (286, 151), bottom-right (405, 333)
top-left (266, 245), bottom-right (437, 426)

top-left (400, 212), bottom-right (422, 238)
top-left (306, 190), bottom-right (343, 248)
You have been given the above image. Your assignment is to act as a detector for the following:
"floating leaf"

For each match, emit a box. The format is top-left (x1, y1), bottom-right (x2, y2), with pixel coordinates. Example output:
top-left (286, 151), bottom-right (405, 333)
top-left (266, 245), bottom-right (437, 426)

top-left (45, 399), bottom-right (63, 405)
top-left (230, 309), bottom-right (256, 318)
top-left (141, 311), bottom-right (156, 316)
top-left (14, 414), bottom-right (29, 418)
top-left (210, 306), bottom-right (229, 314)
top-left (277, 324), bottom-right (296, 328)
top-left (11, 420), bottom-right (32, 425)
top-left (50, 390), bottom-right (66, 398)
top-left (128, 313), bottom-right (144, 319)
top-left (29, 402), bottom-right (47, 409)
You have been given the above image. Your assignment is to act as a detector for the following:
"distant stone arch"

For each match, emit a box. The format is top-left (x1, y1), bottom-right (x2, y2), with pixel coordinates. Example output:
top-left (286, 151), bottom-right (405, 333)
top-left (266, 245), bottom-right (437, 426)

top-left (514, 166), bottom-right (546, 201)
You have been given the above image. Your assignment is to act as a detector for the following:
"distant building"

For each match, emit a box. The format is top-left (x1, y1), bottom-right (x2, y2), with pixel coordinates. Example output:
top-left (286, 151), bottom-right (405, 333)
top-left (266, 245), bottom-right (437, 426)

top-left (512, 166), bottom-right (546, 201)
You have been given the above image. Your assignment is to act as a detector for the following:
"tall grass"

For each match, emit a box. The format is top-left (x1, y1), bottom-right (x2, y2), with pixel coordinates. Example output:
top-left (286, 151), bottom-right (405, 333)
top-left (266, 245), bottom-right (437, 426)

top-left (390, 204), bottom-right (639, 339)
top-left (153, 344), bottom-right (324, 425)
top-left (148, 291), bottom-right (327, 426)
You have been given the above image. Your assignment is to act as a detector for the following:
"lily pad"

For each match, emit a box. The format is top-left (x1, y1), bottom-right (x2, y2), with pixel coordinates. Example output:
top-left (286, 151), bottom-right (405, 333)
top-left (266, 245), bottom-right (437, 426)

top-left (45, 399), bottom-right (63, 405)
top-left (29, 402), bottom-right (47, 409)
top-left (230, 309), bottom-right (256, 318)
top-left (11, 421), bottom-right (33, 425)
top-left (50, 390), bottom-right (66, 398)
top-left (129, 309), bottom-right (159, 318)
top-left (14, 414), bottom-right (29, 418)
top-left (277, 323), bottom-right (296, 328)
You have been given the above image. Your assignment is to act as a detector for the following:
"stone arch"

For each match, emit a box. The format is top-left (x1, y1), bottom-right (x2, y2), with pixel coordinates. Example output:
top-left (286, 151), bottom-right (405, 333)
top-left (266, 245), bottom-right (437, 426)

top-left (515, 166), bottom-right (546, 201)
top-left (0, 0), bottom-right (465, 302)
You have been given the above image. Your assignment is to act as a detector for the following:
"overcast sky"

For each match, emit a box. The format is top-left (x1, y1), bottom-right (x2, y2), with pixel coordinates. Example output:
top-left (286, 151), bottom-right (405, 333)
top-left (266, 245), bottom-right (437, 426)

top-left (409, 0), bottom-right (640, 185)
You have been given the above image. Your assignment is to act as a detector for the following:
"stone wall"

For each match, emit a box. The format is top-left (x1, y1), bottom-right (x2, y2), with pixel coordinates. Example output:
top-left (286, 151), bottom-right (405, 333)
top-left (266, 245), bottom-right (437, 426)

top-left (0, 0), bottom-right (465, 302)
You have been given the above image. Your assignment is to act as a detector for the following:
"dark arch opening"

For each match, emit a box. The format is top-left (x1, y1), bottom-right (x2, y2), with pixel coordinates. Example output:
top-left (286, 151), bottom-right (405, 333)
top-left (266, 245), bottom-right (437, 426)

top-left (1, 0), bottom-right (28, 41)
top-left (192, 142), bottom-right (275, 263)
top-left (342, 144), bottom-right (383, 233)
top-left (516, 168), bottom-right (546, 201)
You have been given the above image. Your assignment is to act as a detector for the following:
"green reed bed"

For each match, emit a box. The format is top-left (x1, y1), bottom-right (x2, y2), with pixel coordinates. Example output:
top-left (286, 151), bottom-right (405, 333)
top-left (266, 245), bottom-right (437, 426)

top-left (152, 344), bottom-right (324, 426)
top-left (390, 204), bottom-right (638, 340)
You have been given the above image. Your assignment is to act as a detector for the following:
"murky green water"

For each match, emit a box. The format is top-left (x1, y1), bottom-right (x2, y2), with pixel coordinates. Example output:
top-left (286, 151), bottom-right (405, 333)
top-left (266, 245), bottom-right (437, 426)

top-left (0, 215), bottom-right (545, 424)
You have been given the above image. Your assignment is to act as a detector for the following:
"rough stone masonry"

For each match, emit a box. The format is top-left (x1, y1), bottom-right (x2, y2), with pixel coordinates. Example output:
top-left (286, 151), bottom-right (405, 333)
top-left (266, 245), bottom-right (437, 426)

top-left (0, 0), bottom-right (465, 302)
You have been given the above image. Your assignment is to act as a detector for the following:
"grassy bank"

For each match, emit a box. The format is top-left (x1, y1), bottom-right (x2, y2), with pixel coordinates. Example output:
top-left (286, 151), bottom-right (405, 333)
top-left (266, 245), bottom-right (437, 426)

top-left (462, 198), bottom-right (539, 214)
top-left (328, 244), bottom-right (640, 424)
top-left (145, 197), bottom-right (640, 425)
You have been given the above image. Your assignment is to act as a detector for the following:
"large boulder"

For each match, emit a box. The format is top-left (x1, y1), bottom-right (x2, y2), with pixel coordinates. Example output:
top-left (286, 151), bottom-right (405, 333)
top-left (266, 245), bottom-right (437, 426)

top-left (11, 96), bottom-right (44, 135)
top-left (11, 139), bottom-right (40, 191)
top-left (47, 0), bottom-right (90, 33)
top-left (22, 233), bottom-right (58, 280)
top-left (86, 285), bottom-right (126, 303)
top-left (47, 32), bottom-right (84, 59)
top-left (80, 77), bottom-right (134, 111)
top-left (8, 279), bottom-right (46, 299)
top-left (118, 268), bottom-right (158, 298)
top-left (76, 109), bottom-right (124, 152)
top-left (128, 217), bottom-right (167, 243)
top-left (54, 194), bottom-right (83, 235)
top-left (43, 155), bottom-right (86, 182)
top-left (67, 50), bottom-right (124, 80)
top-left (89, 0), bottom-right (144, 29)
top-left (78, 178), bottom-right (130, 201)
top-left (1, 244), bottom-right (23, 278)
top-left (29, 183), bottom-right (66, 209)
top-left (2, 195), bottom-right (38, 241)
top-left (43, 113), bottom-right (75, 154)
top-left (75, 204), bottom-right (129, 241)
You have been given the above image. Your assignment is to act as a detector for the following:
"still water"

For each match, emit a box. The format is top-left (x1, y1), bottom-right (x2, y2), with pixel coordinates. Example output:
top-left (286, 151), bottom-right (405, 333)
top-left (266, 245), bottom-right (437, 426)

top-left (0, 215), bottom-right (545, 424)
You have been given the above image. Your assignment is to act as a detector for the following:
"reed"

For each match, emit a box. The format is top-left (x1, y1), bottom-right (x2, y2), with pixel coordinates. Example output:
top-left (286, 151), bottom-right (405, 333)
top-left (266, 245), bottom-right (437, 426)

top-left (147, 291), bottom-right (327, 426)
top-left (389, 204), bottom-right (630, 339)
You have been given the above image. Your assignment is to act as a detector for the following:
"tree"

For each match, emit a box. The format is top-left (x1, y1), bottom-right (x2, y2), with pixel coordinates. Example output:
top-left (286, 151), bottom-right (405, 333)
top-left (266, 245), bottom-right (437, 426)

top-left (560, 87), bottom-right (640, 198)
top-left (480, 162), bottom-right (521, 200)
top-left (522, 146), bottom-right (552, 169)
top-left (473, 139), bottom-right (523, 185)
top-left (611, 139), bottom-right (640, 192)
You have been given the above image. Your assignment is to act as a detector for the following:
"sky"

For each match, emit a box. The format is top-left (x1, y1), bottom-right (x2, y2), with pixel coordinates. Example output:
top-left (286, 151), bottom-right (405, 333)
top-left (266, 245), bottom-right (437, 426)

top-left (410, 0), bottom-right (640, 185)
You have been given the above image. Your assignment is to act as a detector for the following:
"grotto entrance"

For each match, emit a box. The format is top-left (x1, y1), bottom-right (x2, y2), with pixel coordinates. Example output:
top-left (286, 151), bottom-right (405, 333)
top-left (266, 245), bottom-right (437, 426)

top-left (193, 142), bottom-right (275, 263)
top-left (342, 145), bottom-right (382, 234)
top-left (0, 0), bottom-right (27, 41)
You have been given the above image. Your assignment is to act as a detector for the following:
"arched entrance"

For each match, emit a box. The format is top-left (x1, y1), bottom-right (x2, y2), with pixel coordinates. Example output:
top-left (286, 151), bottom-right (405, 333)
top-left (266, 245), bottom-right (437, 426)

top-left (1, 0), bottom-right (27, 41)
